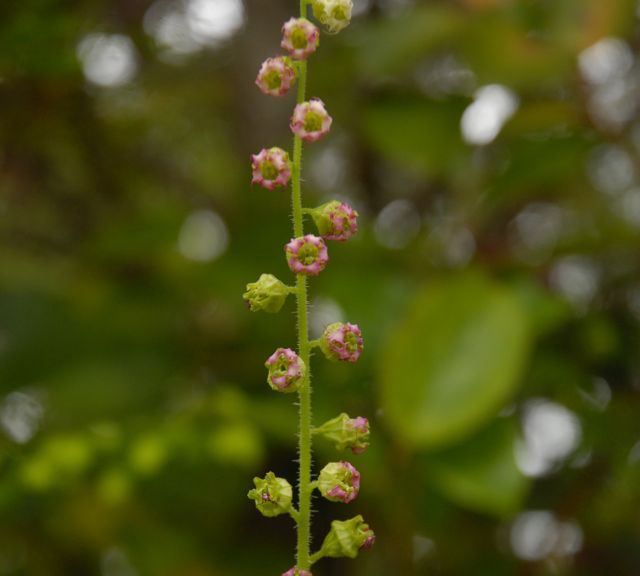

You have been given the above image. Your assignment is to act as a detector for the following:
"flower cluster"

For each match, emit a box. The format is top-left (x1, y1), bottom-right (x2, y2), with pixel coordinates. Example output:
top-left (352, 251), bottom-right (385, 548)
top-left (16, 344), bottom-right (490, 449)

top-left (244, 1), bottom-right (373, 574)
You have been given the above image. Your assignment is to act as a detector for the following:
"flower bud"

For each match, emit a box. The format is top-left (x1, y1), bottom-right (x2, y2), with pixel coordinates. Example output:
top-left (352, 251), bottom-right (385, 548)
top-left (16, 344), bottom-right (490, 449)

top-left (247, 472), bottom-right (293, 517)
top-left (282, 568), bottom-right (312, 576)
top-left (311, 0), bottom-right (353, 34)
top-left (243, 273), bottom-right (290, 313)
top-left (285, 235), bottom-right (329, 276)
top-left (281, 18), bottom-right (319, 60)
top-left (251, 148), bottom-right (292, 190)
top-left (256, 56), bottom-right (297, 96)
top-left (309, 200), bottom-right (358, 241)
top-left (320, 322), bottom-right (363, 363)
top-left (318, 461), bottom-right (360, 503)
top-left (315, 413), bottom-right (370, 454)
top-left (265, 348), bottom-right (306, 392)
top-left (290, 98), bottom-right (332, 142)
top-left (318, 515), bottom-right (375, 558)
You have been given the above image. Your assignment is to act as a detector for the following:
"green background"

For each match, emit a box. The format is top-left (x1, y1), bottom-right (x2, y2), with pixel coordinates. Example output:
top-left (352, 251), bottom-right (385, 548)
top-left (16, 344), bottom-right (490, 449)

top-left (1, 0), bottom-right (640, 574)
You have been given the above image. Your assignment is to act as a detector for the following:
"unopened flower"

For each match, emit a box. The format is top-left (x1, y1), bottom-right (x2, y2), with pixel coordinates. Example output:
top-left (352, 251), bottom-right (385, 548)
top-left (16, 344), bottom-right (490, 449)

top-left (248, 472), bottom-right (293, 517)
top-left (265, 348), bottom-right (306, 393)
top-left (318, 515), bottom-right (375, 558)
top-left (318, 461), bottom-right (360, 503)
top-left (285, 235), bottom-right (329, 276)
top-left (243, 273), bottom-right (290, 313)
top-left (320, 322), bottom-right (363, 363)
top-left (315, 413), bottom-right (370, 454)
top-left (290, 99), bottom-right (332, 142)
top-left (282, 568), bottom-right (312, 576)
top-left (251, 147), bottom-right (292, 190)
top-left (256, 56), bottom-right (296, 96)
top-left (281, 18), bottom-right (319, 60)
top-left (311, 0), bottom-right (353, 34)
top-left (309, 200), bottom-right (358, 241)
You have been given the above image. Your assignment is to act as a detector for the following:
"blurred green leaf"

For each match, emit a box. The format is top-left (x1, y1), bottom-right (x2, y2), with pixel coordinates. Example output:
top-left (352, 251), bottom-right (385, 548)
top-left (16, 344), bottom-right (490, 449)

top-left (425, 418), bottom-right (529, 517)
top-left (362, 93), bottom-right (469, 177)
top-left (379, 273), bottom-right (530, 448)
top-left (354, 6), bottom-right (462, 78)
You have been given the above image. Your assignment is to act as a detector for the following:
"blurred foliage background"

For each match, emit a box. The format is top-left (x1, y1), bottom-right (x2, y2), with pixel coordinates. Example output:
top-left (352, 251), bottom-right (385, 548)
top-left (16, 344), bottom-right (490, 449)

top-left (1, 0), bottom-right (640, 574)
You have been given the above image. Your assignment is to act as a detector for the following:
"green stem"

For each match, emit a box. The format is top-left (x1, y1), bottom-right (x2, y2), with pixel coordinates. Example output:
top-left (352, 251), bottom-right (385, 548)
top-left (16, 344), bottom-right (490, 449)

top-left (309, 550), bottom-right (324, 565)
top-left (292, 17), bottom-right (311, 569)
top-left (289, 506), bottom-right (301, 523)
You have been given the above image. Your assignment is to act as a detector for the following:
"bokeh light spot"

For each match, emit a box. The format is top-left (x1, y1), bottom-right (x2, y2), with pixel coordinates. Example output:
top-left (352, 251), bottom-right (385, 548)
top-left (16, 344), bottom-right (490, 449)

top-left (77, 34), bottom-right (138, 87)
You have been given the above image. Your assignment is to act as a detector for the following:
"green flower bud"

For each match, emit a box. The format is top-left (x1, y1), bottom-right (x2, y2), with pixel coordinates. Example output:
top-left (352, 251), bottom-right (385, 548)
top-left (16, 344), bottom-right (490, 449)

top-left (243, 273), bottom-right (290, 313)
top-left (247, 472), bottom-right (293, 517)
top-left (315, 413), bottom-right (370, 454)
top-left (318, 515), bottom-right (375, 559)
top-left (318, 461), bottom-right (360, 503)
top-left (312, 0), bottom-right (353, 34)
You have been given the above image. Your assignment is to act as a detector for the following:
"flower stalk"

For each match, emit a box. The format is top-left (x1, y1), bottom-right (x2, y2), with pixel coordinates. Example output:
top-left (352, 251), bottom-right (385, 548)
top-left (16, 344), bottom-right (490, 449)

top-left (244, 2), bottom-right (373, 574)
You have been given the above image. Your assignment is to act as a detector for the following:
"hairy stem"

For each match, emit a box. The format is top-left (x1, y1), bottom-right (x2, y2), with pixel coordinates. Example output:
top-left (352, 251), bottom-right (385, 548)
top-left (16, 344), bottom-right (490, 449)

top-left (293, 3), bottom-right (311, 569)
top-left (309, 550), bottom-right (324, 566)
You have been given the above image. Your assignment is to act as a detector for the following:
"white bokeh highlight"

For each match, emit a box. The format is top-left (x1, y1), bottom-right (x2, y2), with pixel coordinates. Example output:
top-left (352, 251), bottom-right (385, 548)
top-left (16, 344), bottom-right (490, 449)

top-left (515, 398), bottom-right (582, 478)
top-left (510, 511), bottom-right (583, 561)
top-left (374, 199), bottom-right (421, 249)
top-left (178, 209), bottom-right (229, 262)
top-left (1, 390), bottom-right (44, 444)
top-left (461, 85), bottom-right (519, 145)
top-left (144, 0), bottom-right (245, 57)
top-left (77, 34), bottom-right (138, 87)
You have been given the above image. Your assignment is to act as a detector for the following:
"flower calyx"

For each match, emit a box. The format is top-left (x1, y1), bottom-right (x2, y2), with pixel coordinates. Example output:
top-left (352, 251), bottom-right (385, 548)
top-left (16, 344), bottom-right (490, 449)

top-left (318, 461), bottom-right (360, 503)
top-left (320, 322), bottom-right (363, 363)
top-left (282, 568), bottom-right (312, 576)
top-left (285, 234), bottom-right (329, 276)
top-left (251, 147), bottom-right (292, 190)
top-left (290, 98), bottom-right (332, 142)
top-left (308, 200), bottom-right (358, 241)
top-left (244, 273), bottom-right (291, 313)
top-left (315, 413), bottom-right (370, 454)
top-left (265, 348), bottom-right (306, 393)
top-left (256, 56), bottom-right (297, 96)
top-left (248, 472), bottom-right (293, 517)
top-left (317, 515), bottom-right (375, 559)
top-left (311, 0), bottom-right (353, 34)
top-left (282, 17), bottom-right (319, 60)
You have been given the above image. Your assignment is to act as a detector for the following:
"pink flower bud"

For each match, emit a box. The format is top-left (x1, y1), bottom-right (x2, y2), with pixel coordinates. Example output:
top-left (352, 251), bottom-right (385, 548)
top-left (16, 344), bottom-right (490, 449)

top-left (320, 322), bottom-right (363, 363)
top-left (318, 461), bottom-right (360, 503)
top-left (281, 18), bottom-right (320, 60)
top-left (348, 416), bottom-right (370, 454)
top-left (251, 147), bottom-right (292, 190)
top-left (265, 348), bottom-right (306, 393)
top-left (285, 235), bottom-right (329, 276)
top-left (310, 200), bottom-right (358, 241)
top-left (361, 532), bottom-right (376, 551)
top-left (315, 413), bottom-right (370, 454)
top-left (282, 568), bottom-right (312, 576)
top-left (290, 98), bottom-right (332, 142)
top-left (256, 56), bottom-right (296, 96)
